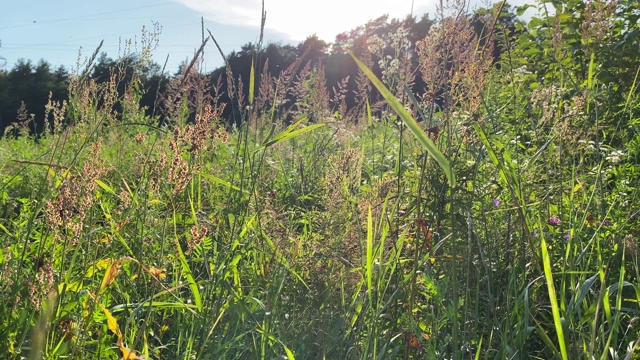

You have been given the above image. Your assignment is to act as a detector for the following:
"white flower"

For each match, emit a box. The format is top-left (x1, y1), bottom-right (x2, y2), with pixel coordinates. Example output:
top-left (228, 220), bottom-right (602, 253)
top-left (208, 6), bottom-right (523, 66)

top-left (367, 34), bottom-right (386, 54)
top-left (606, 149), bottom-right (625, 164)
top-left (513, 65), bottom-right (532, 76)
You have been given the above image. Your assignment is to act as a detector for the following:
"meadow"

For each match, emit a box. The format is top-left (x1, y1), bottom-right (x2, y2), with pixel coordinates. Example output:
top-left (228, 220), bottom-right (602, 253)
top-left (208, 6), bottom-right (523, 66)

top-left (1, 0), bottom-right (639, 359)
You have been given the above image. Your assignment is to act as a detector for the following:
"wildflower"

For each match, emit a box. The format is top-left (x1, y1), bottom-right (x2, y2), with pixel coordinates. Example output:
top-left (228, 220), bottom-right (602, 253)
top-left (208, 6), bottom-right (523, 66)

top-left (186, 225), bottom-right (208, 255)
top-left (492, 199), bottom-right (500, 207)
top-left (366, 34), bottom-right (386, 54)
top-left (548, 217), bottom-right (561, 225)
top-left (602, 219), bottom-right (612, 227)
top-left (605, 149), bottom-right (624, 164)
top-left (531, 231), bottom-right (539, 238)
top-left (513, 65), bottom-right (532, 76)
top-left (563, 234), bottom-right (571, 240)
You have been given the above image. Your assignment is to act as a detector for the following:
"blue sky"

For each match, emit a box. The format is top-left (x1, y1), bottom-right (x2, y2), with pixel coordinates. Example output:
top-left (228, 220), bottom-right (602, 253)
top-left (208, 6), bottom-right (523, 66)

top-left (0, 0), bottom-right (532, 74)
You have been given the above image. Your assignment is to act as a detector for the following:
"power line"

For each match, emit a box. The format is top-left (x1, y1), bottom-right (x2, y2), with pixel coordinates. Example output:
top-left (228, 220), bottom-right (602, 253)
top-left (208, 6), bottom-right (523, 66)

top-left (4, 44), bottom-right (244, 50)
top-left (1, 21), bottom-right (201, 49)
top-left (0, 2), bottom-right (174, 30)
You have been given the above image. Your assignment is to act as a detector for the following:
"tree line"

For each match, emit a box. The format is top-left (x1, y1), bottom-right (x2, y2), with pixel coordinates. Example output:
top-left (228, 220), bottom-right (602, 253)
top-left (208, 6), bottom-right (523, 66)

top-left (0, 3), bottom-right (572, 136)
top-left (0, 6), bottom-right (510, 135)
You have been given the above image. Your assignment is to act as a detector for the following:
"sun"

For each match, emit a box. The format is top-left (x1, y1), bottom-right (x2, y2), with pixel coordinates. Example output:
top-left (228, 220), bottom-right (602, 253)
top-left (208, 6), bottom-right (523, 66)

top-left (180, 0), bottom-right (433, 44)
top-left (264, 0), bottom-right (430, 42)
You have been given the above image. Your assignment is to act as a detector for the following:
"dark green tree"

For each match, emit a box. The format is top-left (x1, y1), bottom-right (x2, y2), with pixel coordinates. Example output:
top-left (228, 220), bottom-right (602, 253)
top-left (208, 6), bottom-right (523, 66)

top-left (0, 59), bottom-right (68, 135)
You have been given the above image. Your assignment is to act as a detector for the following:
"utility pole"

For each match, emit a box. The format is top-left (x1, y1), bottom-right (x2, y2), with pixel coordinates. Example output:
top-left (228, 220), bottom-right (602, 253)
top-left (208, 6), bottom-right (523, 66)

top-left (0, 39), bottom-right (6, 68)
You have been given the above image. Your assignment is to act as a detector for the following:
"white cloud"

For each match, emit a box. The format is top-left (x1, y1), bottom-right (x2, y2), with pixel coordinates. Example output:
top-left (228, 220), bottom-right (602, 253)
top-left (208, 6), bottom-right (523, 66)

top-left (176, 0), bottom-right (538, 43)
top-left (176, 0), bottom-right (437, 42)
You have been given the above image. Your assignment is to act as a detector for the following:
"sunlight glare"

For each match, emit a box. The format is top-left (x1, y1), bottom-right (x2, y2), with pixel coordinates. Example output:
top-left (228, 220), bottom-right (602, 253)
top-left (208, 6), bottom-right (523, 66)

top-left (178, 0), bottom-right (435, 42)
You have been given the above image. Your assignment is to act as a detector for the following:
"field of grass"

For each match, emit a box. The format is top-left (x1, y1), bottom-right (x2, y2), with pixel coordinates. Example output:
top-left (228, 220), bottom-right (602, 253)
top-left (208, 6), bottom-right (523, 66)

top-left (1, 1), bottom-right (639, 359)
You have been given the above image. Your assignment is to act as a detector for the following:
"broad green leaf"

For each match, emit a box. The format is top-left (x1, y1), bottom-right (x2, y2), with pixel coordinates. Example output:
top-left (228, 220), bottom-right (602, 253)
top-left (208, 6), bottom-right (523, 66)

top-left (99, 258), bottom-right (122, 294)
top-left (101, 305), bottom-right (122, 339)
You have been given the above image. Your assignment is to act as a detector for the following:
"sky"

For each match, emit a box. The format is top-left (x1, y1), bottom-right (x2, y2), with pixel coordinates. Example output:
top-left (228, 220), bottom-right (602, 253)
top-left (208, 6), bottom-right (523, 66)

top-left (0, 0), bottom-right (533, 75)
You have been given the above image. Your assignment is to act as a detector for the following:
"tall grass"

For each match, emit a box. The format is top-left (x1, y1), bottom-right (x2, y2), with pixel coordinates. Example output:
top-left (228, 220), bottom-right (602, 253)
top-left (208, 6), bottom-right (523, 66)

top-left (1, 0), bottom-right (639, 359)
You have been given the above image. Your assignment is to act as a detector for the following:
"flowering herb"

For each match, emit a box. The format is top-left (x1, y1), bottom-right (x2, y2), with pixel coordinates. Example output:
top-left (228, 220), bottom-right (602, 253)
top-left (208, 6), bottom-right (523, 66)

top-left (548, 217), bottom-right (561, 225)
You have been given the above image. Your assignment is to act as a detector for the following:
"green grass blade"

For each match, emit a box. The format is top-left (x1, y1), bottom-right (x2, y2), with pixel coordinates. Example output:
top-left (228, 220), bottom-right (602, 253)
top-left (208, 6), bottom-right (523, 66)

top-left (602, 250), bottom-right (628, 360)
top-left (350, 52), bottom-right (455, 188)
top-left (624, 66), bottom-right (640, 110)
top-left (532, 315), bottom-right (561, 356)
top-left (173, 210), bottom-right (203, 312)
top-left (175, 237), bottom-right (202, 312)
top-left (567, 272), bottom-right (598, 314)
top-left (541, 237), bottom-right (568, 360)
top-left (249, 58), bottom-right (255, 105)
top-left (199, 172), bottom-right (248, 193)
top-left (474, 336), bottom-right (483, 360)
top-left (473, 123), bottom-right (511, 193)
top-left (95, 179), bottom-right (116, 196)
top-left (587, 52), bottom-right (596, 113)
top-left (524, 136), bottom-right (554, 172)
top-left (403, 84), bottom-right (428, 123)
top-left (254, 117), bottom-right (324, 152)
top-left (587, 52), bottom-right (596, 91)
top-left (28, 291), bottom-right (56, 360)
top-left (366, 206), bottom-right (374, 308)
top-left (262, 232), bottom-right (310, 290)
top-left (0, 223), bottom-right (14, 237)
top-left (283, 344), bottom-right (295, 360)
top-left (366, 98), bottom-right (373, 127)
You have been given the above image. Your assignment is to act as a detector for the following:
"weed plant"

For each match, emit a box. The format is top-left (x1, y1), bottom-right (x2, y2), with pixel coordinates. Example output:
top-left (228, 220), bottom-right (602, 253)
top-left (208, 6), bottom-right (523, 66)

top-left (1, 0), bottom-right (639, 359)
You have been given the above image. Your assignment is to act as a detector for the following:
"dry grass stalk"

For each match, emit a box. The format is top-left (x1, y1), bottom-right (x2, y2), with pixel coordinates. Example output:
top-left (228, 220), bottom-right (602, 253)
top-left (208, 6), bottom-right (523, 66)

top-left (45, 140), bottom-right (110, 247)
top-left (417, 14), bottom-right (494, 115)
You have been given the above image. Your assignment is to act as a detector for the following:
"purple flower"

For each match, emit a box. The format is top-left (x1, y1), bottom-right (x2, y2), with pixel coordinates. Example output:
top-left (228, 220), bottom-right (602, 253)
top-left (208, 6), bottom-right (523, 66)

top-left (548, 217), bottom-right (561, 225)
top-left (563, 234), bottom-right (571, 240)
top-left (492, 199), bottom-right (500, 207)
top-left (602, 219), bottom-right (612, 227)
top-left (268, 190), bottom-right (276, 198)
top-left (531, 231), bottom-right (539, 238)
